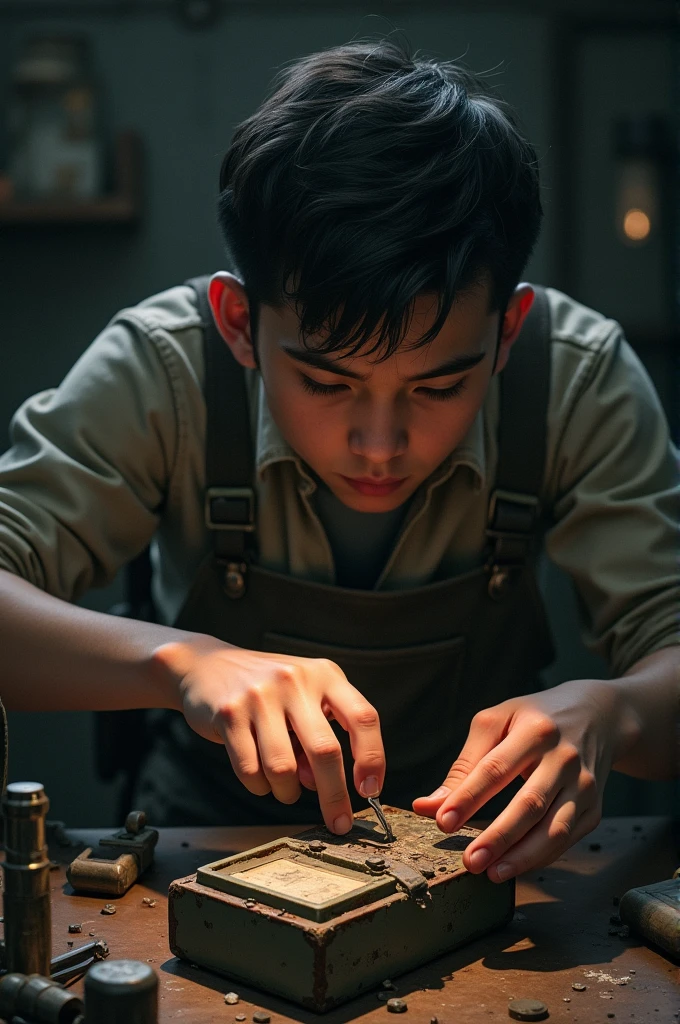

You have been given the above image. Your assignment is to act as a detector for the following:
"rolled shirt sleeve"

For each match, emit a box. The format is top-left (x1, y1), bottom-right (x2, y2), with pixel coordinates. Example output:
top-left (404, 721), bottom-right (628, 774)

top-left (0, 317), bottom-right (181, 602)
top-left (544, 320), bottom-right (679, 677)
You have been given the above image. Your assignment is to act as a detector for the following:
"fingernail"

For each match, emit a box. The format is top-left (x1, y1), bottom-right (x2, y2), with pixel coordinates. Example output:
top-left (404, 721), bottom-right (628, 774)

top-left (441, 810), bottom-right (459, 832)
top-left (333, 813), bottom-right (351, 834)
top-left (495, 862), bottom-right (513, 881)
top-left (427, 786), bottom-right (450, 800)
top-left (360, 776), bottom-right (380, 798)
top-left (468, 848), bottom-right (491, 872)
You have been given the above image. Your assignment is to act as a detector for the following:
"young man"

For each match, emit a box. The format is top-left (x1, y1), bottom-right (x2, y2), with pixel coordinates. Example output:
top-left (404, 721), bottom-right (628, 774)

top-left (0, 41), bottom-right (677, 887)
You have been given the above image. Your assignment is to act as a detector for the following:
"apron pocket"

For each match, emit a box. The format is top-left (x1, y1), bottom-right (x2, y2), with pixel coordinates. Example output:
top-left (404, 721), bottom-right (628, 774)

top-left (263, 632), bottom-right (466, 786)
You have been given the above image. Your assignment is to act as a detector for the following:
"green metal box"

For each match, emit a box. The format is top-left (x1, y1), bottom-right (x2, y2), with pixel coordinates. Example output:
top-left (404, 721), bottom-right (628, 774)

top-left (168, 806), bottom-right (514, 1012)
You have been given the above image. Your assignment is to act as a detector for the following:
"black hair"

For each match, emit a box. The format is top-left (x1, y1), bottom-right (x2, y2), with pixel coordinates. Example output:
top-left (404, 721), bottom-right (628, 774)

top-left (217, 38), bottom-right (542, 360)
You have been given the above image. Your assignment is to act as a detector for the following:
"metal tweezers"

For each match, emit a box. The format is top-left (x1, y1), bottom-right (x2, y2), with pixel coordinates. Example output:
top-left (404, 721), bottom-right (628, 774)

top-left (368, 796), bottom-right (395, 842)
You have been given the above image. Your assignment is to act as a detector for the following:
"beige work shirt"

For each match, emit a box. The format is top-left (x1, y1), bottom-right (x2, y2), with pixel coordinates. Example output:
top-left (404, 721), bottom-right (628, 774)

top-left (0, 283), bottom-right (677, 678)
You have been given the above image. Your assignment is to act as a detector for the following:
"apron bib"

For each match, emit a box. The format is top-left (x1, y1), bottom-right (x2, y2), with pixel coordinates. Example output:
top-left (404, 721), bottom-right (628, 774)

top-left (134, 281), bottom-right (554, 826)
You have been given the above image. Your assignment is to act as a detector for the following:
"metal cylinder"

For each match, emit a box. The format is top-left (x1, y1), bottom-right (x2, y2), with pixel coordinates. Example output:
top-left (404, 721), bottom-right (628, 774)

top-left (0, 972), bottom-right (84, 1024)
top-left (84, 960), bottom-right (158, 1024)
top-left (2, 781), bottom-right (51, 976)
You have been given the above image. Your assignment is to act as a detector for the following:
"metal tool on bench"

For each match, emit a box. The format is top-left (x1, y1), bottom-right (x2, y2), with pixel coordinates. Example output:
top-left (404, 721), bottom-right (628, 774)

top-left (2, 781), bottom-right (52, 977)
top-left (0, 972), bottom-right (84, 1024)
top-left (84, 960), bottom-right (158, 1024)
top-left (66, 810), bottom-right (158, 896)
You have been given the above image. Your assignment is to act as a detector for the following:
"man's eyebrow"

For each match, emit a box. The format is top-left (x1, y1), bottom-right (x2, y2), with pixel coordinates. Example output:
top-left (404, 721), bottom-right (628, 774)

top-left (281, 346), bottom-right (485, 381)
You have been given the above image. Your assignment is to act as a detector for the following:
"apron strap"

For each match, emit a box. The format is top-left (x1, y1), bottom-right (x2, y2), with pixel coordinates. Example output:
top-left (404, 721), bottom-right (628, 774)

top-left (486, 285), bottom-right (551, 599)
top-left (185, 275), bottom-right (256, 598)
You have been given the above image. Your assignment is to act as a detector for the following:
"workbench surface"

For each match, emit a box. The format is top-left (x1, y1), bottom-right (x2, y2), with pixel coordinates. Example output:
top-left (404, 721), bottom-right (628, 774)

top-left (39, 817), bottom-right (680, 1022)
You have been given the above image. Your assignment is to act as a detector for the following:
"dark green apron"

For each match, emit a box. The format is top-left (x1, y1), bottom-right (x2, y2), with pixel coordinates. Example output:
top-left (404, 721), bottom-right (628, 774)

top-left (133, 280), bottom-right (555, 826)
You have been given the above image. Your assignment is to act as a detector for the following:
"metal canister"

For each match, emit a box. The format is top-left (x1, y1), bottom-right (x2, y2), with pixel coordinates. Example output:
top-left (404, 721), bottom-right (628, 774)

top-left (2, 781), bottom-right (51, 976)
top-left (0, 973), bottom-right (84, 1024)
top-left (84, 960), bottom-right (158, 1023)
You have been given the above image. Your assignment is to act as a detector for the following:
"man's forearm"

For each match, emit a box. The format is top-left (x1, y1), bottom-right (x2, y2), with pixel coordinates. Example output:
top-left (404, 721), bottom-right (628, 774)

top-left (608, 645), bottom-right (680, 780)
top-left (0, 569), bottom-right (191, 712)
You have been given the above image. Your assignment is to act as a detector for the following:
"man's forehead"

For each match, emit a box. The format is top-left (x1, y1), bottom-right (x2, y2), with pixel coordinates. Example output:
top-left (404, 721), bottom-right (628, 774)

top-left (261, 284), bottom-right (497, 365)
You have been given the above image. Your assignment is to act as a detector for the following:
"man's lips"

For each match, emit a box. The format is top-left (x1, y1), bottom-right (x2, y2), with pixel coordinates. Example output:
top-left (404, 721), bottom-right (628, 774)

top-left (340, 475), bottom-right (407, 496)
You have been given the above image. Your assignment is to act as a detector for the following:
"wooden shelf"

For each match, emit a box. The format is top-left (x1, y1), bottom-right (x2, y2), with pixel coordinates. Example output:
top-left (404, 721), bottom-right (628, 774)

top-left (0, 131), bottom-right (142, 226)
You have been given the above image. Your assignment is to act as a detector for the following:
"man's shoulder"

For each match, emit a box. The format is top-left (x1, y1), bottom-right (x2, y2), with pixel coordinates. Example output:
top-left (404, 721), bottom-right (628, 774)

top-left (114, 280), bottom-right (204, 336)
top-left (542, 285), bottom-right (620, 356)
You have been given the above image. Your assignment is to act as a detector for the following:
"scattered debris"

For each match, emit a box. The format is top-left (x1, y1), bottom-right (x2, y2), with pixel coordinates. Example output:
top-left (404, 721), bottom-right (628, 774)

top-left (386, 998), bottom-right (407, 1013)
top-left (68, 923), bottom-right (82, 933)
top-left (377, 993), bottom-right (390, 1002)
top-left (142, 897), bottom-right (157, 907)
top-left (147, 958), bottom-right (154, 963)
top-left (609, 914), bottom-right (621, 926)
top-left (101, 904), bottom-right (116, 915)
top-left (584, 971), bottom-right (630, 987)
top-left (607, 1015), bottom-right (615, 1019)
top-left (599, 992), bottom-right (614, 1000)
top-left (224, 993), bottom-right (240, 1005)
top-left (307, 841), bottom-right (326, 853)
top-left (89, 931), bottom-right (96, 937)
top-left (508, 998), bottom-right (548, 1021)
top-left (430, 1018), bottom-right (438, 1024)
top-left (589, 843), bottom-right (601, 851)
top-left (67, 941), bottom-right (73, 948)
top-left (252, 1013), bottom-right (270, 1023)
top-left (381, 980), bottom-right (396, 990)
top-left (236, 1016), bottom-right (246, 1022)
top-left (513, 911), bottom-right (527, 921)
top-left (618, 925), bottom-right (630, 939)
top-left (563, 998), bottom-right (571, 1003)
top-left (50, 860), bottom-right (60, 870)
top-left (571, 983), bottom-right (586, 992)
top-left (244, 899), bottom-right (256, 908)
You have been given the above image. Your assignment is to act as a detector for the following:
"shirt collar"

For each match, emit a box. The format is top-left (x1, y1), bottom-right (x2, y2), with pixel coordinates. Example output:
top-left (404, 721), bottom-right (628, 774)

top-left (253, 374), bottom-right (487, 491)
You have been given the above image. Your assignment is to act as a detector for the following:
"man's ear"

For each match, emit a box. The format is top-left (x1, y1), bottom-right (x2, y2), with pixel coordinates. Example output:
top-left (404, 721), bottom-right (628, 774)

top-left (207, 272), bottom-right (258, 370)
top-left (494, 283), bottom-right (535, 375)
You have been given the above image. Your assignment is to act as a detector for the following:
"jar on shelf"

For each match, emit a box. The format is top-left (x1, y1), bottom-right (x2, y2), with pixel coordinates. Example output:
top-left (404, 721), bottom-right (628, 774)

top-left (7, 36), bottom-right (104, 201)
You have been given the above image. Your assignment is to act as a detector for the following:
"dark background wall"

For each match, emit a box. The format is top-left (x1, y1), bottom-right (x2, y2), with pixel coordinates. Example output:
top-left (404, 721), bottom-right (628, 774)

top-left (0, 0), bottom-right (676, 825)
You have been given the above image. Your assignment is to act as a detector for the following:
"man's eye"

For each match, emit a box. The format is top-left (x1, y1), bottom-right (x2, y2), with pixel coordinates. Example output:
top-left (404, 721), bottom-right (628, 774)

top-left (416, 379), bottom-right (468, 402)
top-left (299, 373), bottom-right (347, 397)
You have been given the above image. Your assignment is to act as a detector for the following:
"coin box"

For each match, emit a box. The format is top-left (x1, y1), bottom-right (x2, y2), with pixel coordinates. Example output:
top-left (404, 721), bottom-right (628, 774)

top-left (168, 806), bottom-right (514, 1011)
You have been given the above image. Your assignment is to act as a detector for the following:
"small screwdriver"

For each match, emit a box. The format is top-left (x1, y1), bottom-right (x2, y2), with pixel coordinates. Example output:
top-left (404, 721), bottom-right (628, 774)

top-left (367, 795), bottom-right (395, 842)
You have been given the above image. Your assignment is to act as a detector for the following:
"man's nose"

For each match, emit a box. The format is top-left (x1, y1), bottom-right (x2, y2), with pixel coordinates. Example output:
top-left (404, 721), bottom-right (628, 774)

top-left (348, 405), bottom-right (407, 463)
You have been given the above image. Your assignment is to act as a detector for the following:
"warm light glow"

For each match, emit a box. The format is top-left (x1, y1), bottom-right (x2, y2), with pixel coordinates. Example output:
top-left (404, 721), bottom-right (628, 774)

top-left (622, 207), bottom-right (651, 242)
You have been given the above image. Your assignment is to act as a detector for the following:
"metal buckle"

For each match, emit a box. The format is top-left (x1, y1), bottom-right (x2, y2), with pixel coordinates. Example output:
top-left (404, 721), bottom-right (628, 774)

top-left (487, 489), bottom-right (540, 534)
top-left (205, 487), bottom-right (255, 532)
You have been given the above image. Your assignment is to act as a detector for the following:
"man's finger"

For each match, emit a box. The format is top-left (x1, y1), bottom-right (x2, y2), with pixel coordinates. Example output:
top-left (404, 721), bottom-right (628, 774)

top-left (286, 702), bottom-right (353, 833)
top-left (413, 707), bottom-right (512, 818)
top-left (324, 683), bottom-right (386, 801)
top-left (214, 714), bottom-right (272, 797)
top-left (290, 732), bottom-right (317, 791)
top-left (461, 751), bottom-right (575, 874)
top-left (433, 718), bottom-right (557, 833)
top-left (251, 707), bottom-right (302, 805)
top-left (482, 785), bottom-right (599, 883)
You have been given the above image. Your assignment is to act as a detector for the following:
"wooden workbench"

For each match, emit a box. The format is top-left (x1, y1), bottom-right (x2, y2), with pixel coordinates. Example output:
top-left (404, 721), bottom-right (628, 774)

top-left (42, 817), bottom-right (680, 1022)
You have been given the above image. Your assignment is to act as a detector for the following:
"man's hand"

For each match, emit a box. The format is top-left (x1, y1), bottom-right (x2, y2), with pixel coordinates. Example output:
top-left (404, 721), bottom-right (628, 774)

top-left (412, 678), bottom-right (641, 882)
top-left (152, 637), bottom-right (385, 834)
